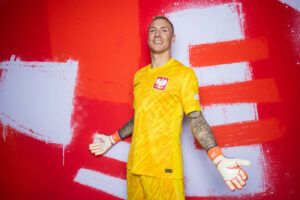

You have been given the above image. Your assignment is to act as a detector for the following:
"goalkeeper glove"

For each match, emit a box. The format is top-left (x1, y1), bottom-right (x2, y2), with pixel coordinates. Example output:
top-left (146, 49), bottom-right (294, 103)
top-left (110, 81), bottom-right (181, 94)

top-left (208, 146), bottom-right (250, 191)
top-left (89, 131), bottom-right (122, 156)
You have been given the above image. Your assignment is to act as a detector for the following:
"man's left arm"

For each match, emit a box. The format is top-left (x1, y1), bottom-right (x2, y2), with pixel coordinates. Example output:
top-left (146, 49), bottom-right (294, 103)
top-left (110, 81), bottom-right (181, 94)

top-left (188, 111), bottom-right (250, 191)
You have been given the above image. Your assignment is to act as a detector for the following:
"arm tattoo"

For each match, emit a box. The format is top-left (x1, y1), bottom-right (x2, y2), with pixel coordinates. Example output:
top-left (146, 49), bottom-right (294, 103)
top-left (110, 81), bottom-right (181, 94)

top-left (188, 111), bottom-right (217, 151)
top-left (118, 117), bottom-right (134, 139)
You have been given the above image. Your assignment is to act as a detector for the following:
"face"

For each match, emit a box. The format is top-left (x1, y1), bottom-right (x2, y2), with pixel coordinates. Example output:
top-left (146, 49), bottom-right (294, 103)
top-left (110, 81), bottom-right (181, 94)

top-left (148, 18), bottom-right (175, 54)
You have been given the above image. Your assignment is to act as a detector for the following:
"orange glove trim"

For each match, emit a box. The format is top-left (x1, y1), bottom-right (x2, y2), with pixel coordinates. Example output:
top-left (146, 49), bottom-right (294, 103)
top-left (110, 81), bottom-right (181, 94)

top-left (207, 146), bottom-right (224, 162)
top-left (111, 130), bottom-right (122, 143)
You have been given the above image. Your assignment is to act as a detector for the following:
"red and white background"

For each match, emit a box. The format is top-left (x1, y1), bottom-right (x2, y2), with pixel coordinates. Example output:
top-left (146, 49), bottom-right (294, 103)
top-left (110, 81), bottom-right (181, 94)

top-left (0, 0), bottom-right (299, 199)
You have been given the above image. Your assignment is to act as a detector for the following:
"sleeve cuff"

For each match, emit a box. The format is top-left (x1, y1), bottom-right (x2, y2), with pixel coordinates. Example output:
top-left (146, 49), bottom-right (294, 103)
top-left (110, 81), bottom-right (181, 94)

top-left (185, 106), bottom-right (202, 115)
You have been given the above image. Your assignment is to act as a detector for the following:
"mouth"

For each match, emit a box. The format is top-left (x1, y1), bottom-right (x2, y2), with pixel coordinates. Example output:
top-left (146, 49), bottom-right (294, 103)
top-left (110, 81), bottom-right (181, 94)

top-left (153, 40), bottom-right (163, 44)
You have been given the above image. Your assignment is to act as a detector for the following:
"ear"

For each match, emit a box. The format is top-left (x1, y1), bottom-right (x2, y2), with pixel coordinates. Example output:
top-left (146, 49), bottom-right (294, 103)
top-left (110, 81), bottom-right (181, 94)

top-left (171, 34), bottom-right (176, 44)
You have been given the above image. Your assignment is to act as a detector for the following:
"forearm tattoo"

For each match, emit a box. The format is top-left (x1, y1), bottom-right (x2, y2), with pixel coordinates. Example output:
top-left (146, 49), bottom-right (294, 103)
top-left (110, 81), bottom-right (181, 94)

top-left (188, 111), bottom-right (217, 151)
top-left (118, 117), bottom-right (134, 139)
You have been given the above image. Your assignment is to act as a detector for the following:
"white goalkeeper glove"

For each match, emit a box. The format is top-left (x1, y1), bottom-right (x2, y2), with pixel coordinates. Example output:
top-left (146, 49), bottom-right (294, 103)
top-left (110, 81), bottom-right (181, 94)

top-left (208, 146), bottom-right (250, 191)
top-left (89, 131), bottom-right (122, 156)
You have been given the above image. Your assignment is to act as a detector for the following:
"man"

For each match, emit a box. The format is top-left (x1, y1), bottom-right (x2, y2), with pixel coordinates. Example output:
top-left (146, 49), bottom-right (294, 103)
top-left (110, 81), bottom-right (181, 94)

top-left (89, 16), bottom-right (250, 200)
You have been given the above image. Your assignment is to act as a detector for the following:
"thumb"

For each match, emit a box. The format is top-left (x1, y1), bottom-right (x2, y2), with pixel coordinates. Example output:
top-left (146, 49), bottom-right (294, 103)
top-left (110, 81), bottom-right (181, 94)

top-left (235, 158), bottom-right (250, 167)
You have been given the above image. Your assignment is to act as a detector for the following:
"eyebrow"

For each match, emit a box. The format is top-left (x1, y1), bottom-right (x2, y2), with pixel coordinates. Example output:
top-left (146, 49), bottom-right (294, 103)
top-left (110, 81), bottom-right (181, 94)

top-left (149, 26), bottom-right (170, 29)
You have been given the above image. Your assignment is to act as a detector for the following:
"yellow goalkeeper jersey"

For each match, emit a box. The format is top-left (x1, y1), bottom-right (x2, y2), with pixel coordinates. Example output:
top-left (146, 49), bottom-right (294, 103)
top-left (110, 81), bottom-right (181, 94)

top-left (127, 58), bottom-right (201, 179)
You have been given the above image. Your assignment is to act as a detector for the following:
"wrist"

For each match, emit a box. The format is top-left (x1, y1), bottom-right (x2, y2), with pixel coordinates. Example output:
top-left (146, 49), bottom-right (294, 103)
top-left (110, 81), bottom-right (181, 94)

top-left (207, 146), bottom-right (225, 165)
top-left (111, 130), bottom-right (122, 144)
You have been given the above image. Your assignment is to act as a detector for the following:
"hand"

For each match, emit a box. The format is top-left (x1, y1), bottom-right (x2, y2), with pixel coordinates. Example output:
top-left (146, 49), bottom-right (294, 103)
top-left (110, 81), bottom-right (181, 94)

top-left (89, 131), bottom-right (122, 156)
top-left (208, 146), bottom-right (250, 191)
top-left (89, 134), bottom-right (115, 156)
top-left (215, 155), bottom-right (250, 191)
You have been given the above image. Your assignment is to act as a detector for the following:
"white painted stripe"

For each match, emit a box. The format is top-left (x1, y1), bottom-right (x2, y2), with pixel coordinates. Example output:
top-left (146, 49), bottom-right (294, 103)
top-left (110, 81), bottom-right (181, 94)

top-left (279, 0), bottom-right (300, 12)
top-left (104, 141), bottom-right (130, 162)
top-left (0, 55), bottom-right (78, 145)
top-left (193, 62), bottom-right (252, 87)
top-left (74, 168), bottom-right (127, 200)
top-left (181, 119), bottom-right (266, 196)
top-left (202, 103), bottom-right (258, 126)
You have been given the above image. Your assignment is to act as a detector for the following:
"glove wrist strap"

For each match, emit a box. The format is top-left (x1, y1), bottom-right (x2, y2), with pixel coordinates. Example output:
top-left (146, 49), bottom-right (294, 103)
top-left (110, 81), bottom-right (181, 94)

top-left (111, 130), bottom-right (122, 144)
top-left (207, 146), bottom-right (225, 165)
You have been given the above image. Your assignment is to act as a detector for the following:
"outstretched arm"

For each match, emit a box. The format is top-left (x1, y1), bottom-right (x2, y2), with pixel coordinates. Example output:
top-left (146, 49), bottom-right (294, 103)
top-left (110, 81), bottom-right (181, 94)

top-left (188, 111), bottom-right (217, 151)
top-left (188, 111), bottom-right (250, 191)
top-left (89, 117), bottom-right (134, 156)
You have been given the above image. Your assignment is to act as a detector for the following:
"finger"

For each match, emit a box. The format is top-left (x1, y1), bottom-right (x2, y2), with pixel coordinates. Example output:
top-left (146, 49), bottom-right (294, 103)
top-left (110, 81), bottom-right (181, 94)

top-left (232, 178), bottom-right (242, 190)
top-left (95, 150), bottom-right (106, 156)
top-left (239, 169), bottom-right (248, 180)
top-left (91, 148), bottom-right (103, 154)
top-left (89, 145), bottom-right (101, 150)
top-left (225, 180), bottom-right (235, 191)
top-left (89, 146), bottom-right (101, 151)
top-left (236, 159), bottom-right (250, 167)
top-left (90, 145), bottom-right (103, 151)
top-left (89, 143), bottom-right (100, 147)
top-left (90, 148), bottom-right (102, 153)
top-left (236, 174), bottom-right (246, 186)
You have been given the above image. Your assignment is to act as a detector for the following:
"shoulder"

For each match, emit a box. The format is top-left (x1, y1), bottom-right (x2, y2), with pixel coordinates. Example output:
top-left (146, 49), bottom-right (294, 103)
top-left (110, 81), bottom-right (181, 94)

top-left (136, 64), bottom-right (150, 74)
top-left (134, 64), bottom-right (150, 81)
top-left (171, 58), bottom-right (195, 76)
top-left (169, 59), bottom-right (198, 88)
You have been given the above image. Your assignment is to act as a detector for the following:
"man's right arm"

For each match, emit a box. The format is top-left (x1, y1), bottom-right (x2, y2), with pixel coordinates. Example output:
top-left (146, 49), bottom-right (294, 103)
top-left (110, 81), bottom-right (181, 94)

top-left (118, 117), bottom-right (134, 139)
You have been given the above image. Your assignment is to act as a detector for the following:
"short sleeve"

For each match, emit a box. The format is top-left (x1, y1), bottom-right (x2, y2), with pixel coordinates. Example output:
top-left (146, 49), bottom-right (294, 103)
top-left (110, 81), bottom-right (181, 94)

top-left (180, 68), bottom-right (202, 115)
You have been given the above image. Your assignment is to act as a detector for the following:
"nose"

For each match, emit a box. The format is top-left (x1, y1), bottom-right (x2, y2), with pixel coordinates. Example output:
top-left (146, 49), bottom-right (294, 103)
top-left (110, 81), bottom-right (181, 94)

top-left (155, 30), bottom-right (161, 37)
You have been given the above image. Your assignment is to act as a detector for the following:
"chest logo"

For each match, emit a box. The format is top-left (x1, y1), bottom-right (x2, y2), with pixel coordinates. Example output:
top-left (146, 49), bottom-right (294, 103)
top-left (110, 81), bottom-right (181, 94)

top-left (153, 76), bottom-right (169, 91)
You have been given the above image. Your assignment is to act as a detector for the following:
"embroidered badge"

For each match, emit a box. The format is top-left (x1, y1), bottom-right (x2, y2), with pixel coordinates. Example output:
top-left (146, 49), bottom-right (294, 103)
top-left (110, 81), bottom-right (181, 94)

top-left (153, 76), bottom-right (169, 91)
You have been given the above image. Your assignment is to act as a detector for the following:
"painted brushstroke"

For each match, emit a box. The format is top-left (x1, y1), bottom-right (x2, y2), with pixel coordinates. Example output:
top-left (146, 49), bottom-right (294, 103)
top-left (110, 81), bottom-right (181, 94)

top-left (202, 103), bottom-right (258, 126)
top-left (189, 38), bottom-right (269, 67)
top-left (193, 62), bottom-right (252, 87)
top-left (0, 55), bottom-right (78, 145)
top-left (74, 168), bottom-right (127, 199)
top-left (203, 118), bottom-right (283, 147)
top-left (199, 78), bottom-right (281, 105)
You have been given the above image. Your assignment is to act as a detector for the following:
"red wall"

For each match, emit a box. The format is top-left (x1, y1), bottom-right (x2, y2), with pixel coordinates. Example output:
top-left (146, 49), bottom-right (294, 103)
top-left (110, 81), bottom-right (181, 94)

top-left (0, 0), bottom-right (299, 199)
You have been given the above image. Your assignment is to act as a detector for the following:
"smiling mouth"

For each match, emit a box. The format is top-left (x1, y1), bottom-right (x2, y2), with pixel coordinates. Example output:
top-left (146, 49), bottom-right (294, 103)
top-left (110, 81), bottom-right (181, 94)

top-left (153, 40), bottom-right (162, 44)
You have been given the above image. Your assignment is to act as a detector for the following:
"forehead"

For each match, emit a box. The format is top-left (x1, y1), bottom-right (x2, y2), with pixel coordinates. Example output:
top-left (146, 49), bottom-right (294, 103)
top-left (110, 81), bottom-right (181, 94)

top-left (149, 18), bottom-right (172, 29)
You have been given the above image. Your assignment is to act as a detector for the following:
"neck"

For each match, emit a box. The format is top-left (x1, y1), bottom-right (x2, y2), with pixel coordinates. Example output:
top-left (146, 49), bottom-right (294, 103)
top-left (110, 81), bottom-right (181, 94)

top-left (150, 50), bottom-right (171, 69)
